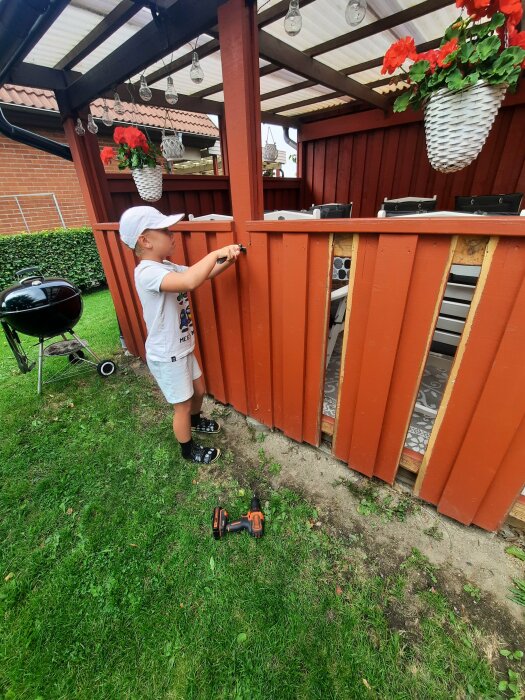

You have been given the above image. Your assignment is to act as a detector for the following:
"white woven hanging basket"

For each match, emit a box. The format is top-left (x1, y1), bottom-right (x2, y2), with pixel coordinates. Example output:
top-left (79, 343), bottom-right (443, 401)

top-left (131, 165), bottom-right (163, 202)
top-left (424, 80), bottom-right (507, 174)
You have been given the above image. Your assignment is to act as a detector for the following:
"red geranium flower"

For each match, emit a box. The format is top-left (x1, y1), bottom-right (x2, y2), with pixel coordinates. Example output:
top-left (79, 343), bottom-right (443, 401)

top-left (414, 49), bottom-right (439, 73)
top-left (113, 126), bottom-right (127, 145)
top-left (437, 37), bottom-right (459, 67)
top-left (100, 146), bottom-right (115, 165)
top-left (455, 0), bottom-right (493, 19)
top-left (381, 37), bottom-right (417, 74)
top-left (499, 0), bottom-right (523, 28)
top-left (509, 28), bottom-right (525, 66)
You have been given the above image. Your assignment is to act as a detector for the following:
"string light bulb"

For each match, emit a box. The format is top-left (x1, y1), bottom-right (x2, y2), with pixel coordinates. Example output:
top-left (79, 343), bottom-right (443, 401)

top-left (101, 98), bottom-right (113, 127)
top-left (74, 118), bottom-right (85, 136)
top-left (284, 0), bottom-right (302, 36)
top-left (345, 0), bottom-right (367, 26)
top-left (190, 51), bottom-right (204, 84)
top-left (165, 76), bottom-right (179, 105)
top-left (87, 114), bottom-right (98, 134)
top-left (139, 74), bottom-right (152, 101)
top-left (113, 92), bottom-right (125, 116)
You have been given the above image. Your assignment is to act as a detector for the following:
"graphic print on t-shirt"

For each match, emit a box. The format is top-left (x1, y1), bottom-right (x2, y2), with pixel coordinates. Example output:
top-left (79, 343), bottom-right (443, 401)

top-left (177, 292), bottom-right (193, 335)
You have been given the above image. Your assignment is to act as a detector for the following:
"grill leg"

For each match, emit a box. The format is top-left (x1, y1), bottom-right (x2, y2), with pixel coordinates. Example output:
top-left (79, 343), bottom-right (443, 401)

top-left (37, 339), bottom-right (44, 395)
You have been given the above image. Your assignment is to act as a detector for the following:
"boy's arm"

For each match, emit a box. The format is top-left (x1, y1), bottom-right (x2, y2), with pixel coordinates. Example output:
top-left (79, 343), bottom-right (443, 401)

top-left (160, 245), bottom-right (240, 292)
top-left (207, 257), bottom-right (235, 280)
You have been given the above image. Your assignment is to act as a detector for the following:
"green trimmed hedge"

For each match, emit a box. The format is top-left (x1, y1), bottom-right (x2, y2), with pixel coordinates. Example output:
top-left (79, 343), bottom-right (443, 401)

top-left (0, 228), bottom-right (106, 291)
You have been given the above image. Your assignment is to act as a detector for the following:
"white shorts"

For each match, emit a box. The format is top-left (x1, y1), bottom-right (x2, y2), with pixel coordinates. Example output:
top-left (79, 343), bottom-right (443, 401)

top-left (147, 352), bottom-right (202, 404)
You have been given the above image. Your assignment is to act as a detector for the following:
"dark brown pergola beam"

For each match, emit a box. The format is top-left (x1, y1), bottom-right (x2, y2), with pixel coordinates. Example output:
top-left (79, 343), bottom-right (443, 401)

top-left (5, 62), bottom-right (80, 90)
top-left (55, 1), bottom-right (145, 71)
top-left (305, 0), bottom-right (453, 58)
top-left (107, 86), bottom-right (298, 127)
top-left (63, 0), bottom-right (226, 115)
top-left (137, 0), bottom-right (315, 95)
top-left (258, 31), bottom-right (388, 110)
top-left (0, 0), bottom-right (70, 85)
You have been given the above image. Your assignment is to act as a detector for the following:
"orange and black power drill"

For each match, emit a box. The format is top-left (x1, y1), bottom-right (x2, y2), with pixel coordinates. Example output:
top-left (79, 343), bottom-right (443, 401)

top-left (212, 495), bottom-right (264, 539)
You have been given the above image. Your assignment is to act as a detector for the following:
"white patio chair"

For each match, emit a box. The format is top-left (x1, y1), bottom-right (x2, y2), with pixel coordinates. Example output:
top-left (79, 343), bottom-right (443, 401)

top-left (377, 195), bottom-right (437, 218)
top-left (188, 213), bottom-right (234, 221)
top-left (326, 284), bottom-right (348, 368)
top-left (263, 209), bottom-right (321, 220)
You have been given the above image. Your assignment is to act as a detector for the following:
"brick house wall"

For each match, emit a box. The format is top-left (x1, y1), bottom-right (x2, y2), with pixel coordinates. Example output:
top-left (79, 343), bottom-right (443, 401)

top-left (0, 128), bottom-right (92, 235)
top-left (0, 128), bottom-right (213, 235)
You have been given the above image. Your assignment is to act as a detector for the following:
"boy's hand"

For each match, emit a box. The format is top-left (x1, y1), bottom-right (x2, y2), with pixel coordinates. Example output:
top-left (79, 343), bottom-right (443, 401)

top-left (215, 245), bottom-right (242, 263)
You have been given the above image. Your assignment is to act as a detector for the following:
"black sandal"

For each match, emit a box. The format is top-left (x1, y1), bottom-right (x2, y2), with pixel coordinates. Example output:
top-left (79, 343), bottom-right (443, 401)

top-left (186, 444), bottom-right (221, 464)
top-left (191, 417), bottom-right (221, 434)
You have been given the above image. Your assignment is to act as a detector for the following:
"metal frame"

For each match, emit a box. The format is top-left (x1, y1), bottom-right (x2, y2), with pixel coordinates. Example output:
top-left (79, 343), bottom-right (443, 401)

top-left (0, 192), bottom-right (67, 232)
top-left (36, 332), bottom-right (103, 395)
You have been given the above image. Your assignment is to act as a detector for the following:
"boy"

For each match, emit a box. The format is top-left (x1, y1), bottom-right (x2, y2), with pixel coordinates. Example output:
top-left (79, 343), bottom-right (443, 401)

top-left (119, 206), bottom-right (241, 464)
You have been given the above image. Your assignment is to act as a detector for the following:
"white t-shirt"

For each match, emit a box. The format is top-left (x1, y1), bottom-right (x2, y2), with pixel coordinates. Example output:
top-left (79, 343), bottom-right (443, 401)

top-left (134, 259), bottom-right (195, 362)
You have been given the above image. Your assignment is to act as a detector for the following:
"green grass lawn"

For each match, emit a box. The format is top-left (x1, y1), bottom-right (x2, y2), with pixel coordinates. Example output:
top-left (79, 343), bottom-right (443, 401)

top-left (0, 289), bottom-right (510, 699)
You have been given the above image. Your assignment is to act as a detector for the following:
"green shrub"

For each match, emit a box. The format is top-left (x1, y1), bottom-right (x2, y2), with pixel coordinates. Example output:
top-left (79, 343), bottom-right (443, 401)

top-left (0, 228), bottom-right (106, 291)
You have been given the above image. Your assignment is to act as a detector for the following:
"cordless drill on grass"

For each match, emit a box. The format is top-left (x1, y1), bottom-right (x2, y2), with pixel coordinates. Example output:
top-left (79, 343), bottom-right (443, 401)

top-left (212, 495), bottom-right (264, 539)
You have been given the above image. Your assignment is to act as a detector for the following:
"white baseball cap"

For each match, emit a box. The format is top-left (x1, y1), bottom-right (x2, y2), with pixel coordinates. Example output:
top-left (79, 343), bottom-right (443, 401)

top-left (119, 206), bottom-right (185, 249)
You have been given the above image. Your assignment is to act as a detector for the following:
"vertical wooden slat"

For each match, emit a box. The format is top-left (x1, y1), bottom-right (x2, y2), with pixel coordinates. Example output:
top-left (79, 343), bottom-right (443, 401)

top-left (346, 234), bottom-right (416, 476)
top-left (247, 232), bottom-right (273, 425)
top-left (213, 230), bottom-right (248, 413)
top-left (93, 228), bottom-right (142, 357)
top-left (374, 235), bottom-right (454, 483)
top-left (473, 414), bottom-right (525, 531)
top-left (416, 237), bottom-right (525, 505)
top-left (105, 231), bottom-right (146, 357)
top-left (302, 233), bottom-right (333, 446)
top-left (183, 232), bottom-right (226, 403)
top-left (281, 232), bottom-right (309, 441)
top-left (269, 233), bottom-right (284, 429)
top-left (437, 268), bottom-right (525, 524)
top-left (333, 234), bottom-right (378, 460)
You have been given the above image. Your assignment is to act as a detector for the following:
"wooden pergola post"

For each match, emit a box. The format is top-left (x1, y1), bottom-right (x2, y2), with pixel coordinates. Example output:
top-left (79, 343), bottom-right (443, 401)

top-left (218, 0), bottom-right (272, 425)
top-left (218, 0), bottom-right (263, 222)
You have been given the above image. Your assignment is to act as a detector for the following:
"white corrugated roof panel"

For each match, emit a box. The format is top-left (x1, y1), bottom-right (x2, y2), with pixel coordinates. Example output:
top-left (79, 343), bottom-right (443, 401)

top-left (260, 69), bottom-right (308, 94)
top-left (154, 51), bottom-right (224, 96)
top-left (14, 0), bottom-right (468, 119)
top-left (262, 85), bottom-right (334, 111)
top-left (262, 0), bottom-right (382, 52)
top-left (25, 3), bottom-right (113, 68)
top-left (281, 96), bottom-right (353, 117)
top-left (74, 9), bottom-right (153, 73)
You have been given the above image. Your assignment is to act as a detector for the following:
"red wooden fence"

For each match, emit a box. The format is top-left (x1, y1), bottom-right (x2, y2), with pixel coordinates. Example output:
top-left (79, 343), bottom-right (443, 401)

top-left (93, 216), bottom-right (525, 531)
top-left (299, 87), bottom-right (525, 217)
top-left (106, 174), bottom-right (302, 220)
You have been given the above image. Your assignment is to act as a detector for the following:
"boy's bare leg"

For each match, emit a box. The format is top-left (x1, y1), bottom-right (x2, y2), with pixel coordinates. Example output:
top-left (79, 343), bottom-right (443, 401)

top-left (173, 397), bottom-right (192, 442)
top-left (191, 376), bottom-right (205, 415)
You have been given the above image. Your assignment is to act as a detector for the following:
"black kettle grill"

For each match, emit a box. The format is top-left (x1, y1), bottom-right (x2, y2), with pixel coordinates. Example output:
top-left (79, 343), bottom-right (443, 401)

top-left (0, 267), bottom-right (116, 394)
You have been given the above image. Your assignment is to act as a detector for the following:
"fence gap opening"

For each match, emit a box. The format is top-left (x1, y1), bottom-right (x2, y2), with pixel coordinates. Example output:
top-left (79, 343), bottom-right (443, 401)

top-left (323, 237), bottom-right (352, 426)
top-left (404, 261), bottom-right (482, 457)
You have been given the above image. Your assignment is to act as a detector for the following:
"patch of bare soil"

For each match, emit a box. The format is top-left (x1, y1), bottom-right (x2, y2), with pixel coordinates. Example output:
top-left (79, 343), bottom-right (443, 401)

top-left (203, 399), bottom-right (525, 650)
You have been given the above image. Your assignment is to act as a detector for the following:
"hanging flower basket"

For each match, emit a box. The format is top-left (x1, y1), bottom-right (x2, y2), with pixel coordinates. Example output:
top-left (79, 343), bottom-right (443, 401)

top-left (424, 80), bottom-right (507, 173)
top-left (131, 165), bottom-right (163, 202)
top-left (381, 1), bottom-right (525, 173)
top-left (263, 126), bottom-right (278, 162)
top-left (100, 125), bottom-right (163, 202)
